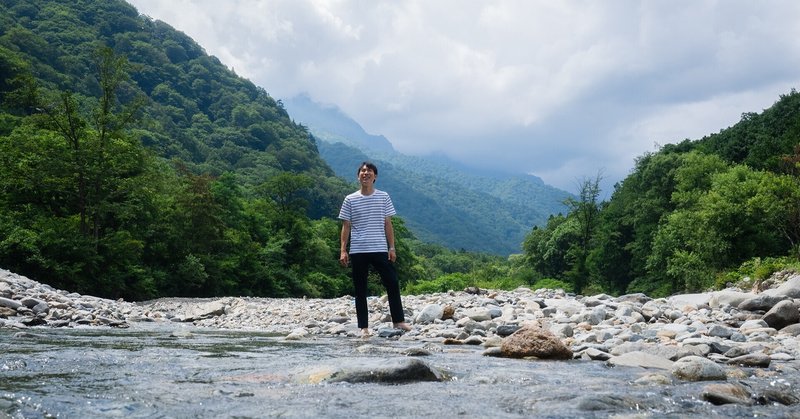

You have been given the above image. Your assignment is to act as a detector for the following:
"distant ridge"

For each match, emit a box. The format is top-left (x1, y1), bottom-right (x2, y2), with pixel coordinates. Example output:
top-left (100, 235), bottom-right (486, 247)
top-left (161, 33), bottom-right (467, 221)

top-left (284, 94), bottom-right (573, 255)
top-left (285, 93), bottom-right (394, 153)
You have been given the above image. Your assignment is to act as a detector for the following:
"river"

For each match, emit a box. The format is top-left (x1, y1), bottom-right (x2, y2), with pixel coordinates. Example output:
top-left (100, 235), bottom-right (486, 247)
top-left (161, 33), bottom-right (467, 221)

top-left (2, 323), bottom-right (799, 418)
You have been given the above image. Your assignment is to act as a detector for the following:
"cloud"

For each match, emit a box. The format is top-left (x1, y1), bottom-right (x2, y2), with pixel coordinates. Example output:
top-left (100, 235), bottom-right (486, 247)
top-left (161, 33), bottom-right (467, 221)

top-left (128, 0), bottom-right (800, 192)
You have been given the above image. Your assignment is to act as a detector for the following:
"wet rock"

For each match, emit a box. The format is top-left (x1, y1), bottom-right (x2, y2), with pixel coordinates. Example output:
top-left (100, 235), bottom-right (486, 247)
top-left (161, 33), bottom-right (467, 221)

top-left (579, 347), bottom-right (612, 361)
top-left (285, 327), bottom-right (309, 340)
top-left (378, 328), bottom-right (404, 338)
top-left (576, 394), bottom-right (640, 412)
top-left (293, 357), bottom-right (445, 384)
top-left (400, 346), bottom-right (432, 356)
top-left (756, 389), bottom-right (800, 406)
top-left (500, 326), bottom-right (572, 360)
top-left (607, 351), bottom-right (673, 370)
top-left (727, 353), bottom-right (771, 368)
top-left (702, 382), bottom-right (753, 405)
top-left (633, 373), bottom-right (672, 385)
top-left (671, 356), bottom-right (726, 381)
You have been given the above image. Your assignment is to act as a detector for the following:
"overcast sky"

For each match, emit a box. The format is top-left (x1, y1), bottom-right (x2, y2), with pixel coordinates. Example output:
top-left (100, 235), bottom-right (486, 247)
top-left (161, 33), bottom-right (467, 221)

top-left (127, 0), bottom-right (800, 193)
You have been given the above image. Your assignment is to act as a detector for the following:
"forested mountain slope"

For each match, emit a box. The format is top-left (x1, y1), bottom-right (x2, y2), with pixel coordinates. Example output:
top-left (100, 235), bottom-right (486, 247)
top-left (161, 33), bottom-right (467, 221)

top-left (523, 89), bottom-right (800, 297)
top-left (284, 94), bottom-right (572, 255)
top-left (0, 0), bottom-right (349, 218)
top-left (0, 0), bottom-right (359, 300)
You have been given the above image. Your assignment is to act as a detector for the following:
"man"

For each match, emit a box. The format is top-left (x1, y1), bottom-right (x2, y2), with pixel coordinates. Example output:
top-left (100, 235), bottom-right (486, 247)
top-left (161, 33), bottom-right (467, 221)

top-left (339, 161), bottom-right (412, 337)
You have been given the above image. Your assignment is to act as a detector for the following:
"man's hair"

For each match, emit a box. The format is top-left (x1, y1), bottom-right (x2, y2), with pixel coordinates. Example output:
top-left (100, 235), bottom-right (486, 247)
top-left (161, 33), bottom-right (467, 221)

top-left (357, 161), bottom-right (378, 176)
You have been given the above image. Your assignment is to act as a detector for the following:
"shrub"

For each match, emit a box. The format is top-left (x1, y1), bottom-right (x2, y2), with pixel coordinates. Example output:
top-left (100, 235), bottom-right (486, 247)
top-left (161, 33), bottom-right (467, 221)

top-left (530, 278), bottom-right (573, 293)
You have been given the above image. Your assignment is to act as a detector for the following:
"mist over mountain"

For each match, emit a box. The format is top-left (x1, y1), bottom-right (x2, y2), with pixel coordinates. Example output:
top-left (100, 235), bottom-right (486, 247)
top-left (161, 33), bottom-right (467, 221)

top-left (284, 94), bottom-right (573, 255)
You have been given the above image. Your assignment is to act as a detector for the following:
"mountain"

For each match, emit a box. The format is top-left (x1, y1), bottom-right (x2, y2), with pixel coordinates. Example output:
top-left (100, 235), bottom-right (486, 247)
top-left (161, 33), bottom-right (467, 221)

top-left (0, 0), bottom-right (361, 299)
top-left (284, 95), bottom-right (573, 255)
top-left (283, 93), bottom-right (394, 153)
top-left (0, 0), bottom-right (350, 219)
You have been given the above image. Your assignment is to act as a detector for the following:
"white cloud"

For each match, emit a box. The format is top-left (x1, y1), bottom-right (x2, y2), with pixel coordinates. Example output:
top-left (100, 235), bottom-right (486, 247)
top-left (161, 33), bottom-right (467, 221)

top-left (128, 0), bottom-right (800, 192)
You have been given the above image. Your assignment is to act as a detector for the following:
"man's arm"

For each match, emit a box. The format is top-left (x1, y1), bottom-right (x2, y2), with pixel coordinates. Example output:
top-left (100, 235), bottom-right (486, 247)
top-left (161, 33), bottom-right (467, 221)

top-left (339, 220), bottom-right (351, 267)
top-left (385, 216), bottom-right (396, 262)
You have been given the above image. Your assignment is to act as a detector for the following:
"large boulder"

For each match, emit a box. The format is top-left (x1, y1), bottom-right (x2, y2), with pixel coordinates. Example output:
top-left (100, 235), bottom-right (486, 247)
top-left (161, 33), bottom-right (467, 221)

top-left (738, 294), bottom-right (788, 312)
top-left (708, 290), bottom-right (755, 308)
top-left (671, 356), bottom-right (726, 381)
top-left (292, 357), bottom-right (445, 384)
top-left (500, 325), bottom-right (572, 360)
top-left (762, 300), bottom-right (800, 330)
top-left (414, 304), bottom-right (444, 324)
top-left (762, 273), bottom-right (800, 298)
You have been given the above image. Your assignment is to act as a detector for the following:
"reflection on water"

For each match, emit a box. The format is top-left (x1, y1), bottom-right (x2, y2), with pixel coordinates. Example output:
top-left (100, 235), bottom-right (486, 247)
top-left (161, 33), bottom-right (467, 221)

top-left (1, 324), bottom-right (799, 418)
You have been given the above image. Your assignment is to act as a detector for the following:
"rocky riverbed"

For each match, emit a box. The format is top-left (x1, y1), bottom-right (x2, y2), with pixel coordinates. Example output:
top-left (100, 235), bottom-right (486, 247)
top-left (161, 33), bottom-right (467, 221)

top-left (2, 267), bottom-right (800, 413)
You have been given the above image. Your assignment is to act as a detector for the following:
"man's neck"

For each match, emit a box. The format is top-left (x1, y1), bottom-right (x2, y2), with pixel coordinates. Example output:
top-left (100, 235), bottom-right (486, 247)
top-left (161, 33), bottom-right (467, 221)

top-left (360, 184), bottom-right (375, 195)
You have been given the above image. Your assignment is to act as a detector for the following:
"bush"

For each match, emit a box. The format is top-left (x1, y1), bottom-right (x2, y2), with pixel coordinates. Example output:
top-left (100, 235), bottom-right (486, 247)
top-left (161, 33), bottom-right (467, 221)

top-left (403, 272), bottom-right (472, 295)
top-left (626, 276), bottom-right (673, 298)
top-left (716, 256), bottom-right (800, 290)
top-left (530, 278), bottom-right (573, 293)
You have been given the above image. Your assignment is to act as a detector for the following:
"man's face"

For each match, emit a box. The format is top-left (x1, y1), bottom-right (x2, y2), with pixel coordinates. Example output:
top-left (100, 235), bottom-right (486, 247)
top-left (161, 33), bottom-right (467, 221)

top-left (358, 166), bottom-right (376, 184)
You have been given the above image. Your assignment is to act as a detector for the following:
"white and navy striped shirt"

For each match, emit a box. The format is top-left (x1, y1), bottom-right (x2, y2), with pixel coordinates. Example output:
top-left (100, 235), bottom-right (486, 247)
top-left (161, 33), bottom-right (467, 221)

top-left (338, 189), bottom-right (396, 254)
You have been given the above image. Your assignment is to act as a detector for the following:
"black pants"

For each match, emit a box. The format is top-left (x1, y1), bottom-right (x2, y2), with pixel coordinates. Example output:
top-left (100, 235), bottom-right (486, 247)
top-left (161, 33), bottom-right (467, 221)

top-left (350, 252), bottom-right (405, 328)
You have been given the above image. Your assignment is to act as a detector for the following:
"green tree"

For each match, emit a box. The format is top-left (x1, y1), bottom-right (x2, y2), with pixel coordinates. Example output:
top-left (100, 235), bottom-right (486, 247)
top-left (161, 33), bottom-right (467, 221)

top-left (563, 173), bottom-right (602, 294)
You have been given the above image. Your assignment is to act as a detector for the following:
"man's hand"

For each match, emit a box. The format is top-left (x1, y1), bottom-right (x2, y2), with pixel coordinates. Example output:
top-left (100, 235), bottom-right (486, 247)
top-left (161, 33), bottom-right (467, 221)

top-left (339, 251), bottom-right (349, 267)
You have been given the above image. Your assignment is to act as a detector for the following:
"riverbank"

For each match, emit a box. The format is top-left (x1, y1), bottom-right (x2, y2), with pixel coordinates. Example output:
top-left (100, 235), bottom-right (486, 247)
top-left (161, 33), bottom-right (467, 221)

top-left (2, 267), bottom-right (800, 409)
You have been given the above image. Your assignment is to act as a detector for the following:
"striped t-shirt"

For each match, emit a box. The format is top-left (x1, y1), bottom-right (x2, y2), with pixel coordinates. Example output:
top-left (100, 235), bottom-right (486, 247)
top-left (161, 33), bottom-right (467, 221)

top-left (338, 189), bottom-right (396, 254)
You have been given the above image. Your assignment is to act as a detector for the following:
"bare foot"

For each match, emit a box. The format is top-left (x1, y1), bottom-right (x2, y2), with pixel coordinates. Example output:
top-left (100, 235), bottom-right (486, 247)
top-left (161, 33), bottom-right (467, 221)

top-left (394, 322), bottom-right (412, 331)
top-left (360, 328), bottom-right (372, 338)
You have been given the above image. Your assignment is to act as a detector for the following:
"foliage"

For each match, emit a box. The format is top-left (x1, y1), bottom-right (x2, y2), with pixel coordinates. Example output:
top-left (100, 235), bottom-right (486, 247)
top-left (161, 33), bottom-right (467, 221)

top-left (522, 90), bottom-right (800, 298)
top-left (715, 256), bottom-right (800, 290)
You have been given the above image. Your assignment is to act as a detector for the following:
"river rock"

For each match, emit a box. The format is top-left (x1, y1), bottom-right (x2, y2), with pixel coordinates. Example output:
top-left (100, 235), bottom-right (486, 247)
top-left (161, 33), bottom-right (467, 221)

top-left (701, 382), bottom-right (753, 405)
top-left (761, 273), bottom-right (800, 298)
top-left (671, 356), bottom-right (726, 381)
top-left (0, 306), bottom-right (15, 317)
top-left (414, 304), bottom-right (443, 324)
top-left (762, 300), bottom-right (800, 330)
top-left (607, 350), bottom-right (673, 370)
top-left (708, 290), bottom-right (755, 308)
top-left (739, 294), bottom-right (788, 311)
top-left (175, 300), bottom-right (227, 322)
top-left (500, 325), bottom-right (572, 360)
top-left (292, 357), bottom-right (445, 384)
top-left (780, 323), bottom-right (800, 336)
top-left (668, 293), bottom-right (711, 310)
top-left (496, 324), bottom-right (519, 337)
top-left (727, 353), bottom-right (771, 368)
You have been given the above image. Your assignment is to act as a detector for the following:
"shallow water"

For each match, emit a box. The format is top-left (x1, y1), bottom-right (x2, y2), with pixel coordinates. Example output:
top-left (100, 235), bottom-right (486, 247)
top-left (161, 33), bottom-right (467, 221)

top-left (1, 324), bottom-right (798, 418)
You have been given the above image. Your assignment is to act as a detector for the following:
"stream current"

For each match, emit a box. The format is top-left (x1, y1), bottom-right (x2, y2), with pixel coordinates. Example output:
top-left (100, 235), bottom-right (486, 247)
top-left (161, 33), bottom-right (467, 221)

top-left (1, 323), bottom-right (798, 418)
